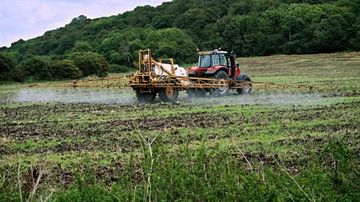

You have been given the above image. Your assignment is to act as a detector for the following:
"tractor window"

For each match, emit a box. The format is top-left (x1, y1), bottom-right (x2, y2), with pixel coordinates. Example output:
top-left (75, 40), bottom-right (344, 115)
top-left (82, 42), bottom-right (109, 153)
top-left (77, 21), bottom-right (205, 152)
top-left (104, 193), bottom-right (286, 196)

top-left (213, 54), bottom-right (220, 65)
top-left (220, 54), bottom-right (227, 66)
top-left (198, 55), bottom-right (211, 68)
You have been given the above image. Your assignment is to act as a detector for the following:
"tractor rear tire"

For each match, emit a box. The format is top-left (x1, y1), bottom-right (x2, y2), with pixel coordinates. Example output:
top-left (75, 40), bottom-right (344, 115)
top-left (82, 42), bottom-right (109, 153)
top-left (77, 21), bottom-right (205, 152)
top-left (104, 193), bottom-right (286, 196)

top-left (209, 71), bottom-right (230, 97)
top-left (237, 76), bottom-right (252, 95)
top-left (135, 89), bottom-right (156, 103)
top-left (186, 88), bottom-right (206, 98)
top-left (159, 86), bottom-right (179, 102)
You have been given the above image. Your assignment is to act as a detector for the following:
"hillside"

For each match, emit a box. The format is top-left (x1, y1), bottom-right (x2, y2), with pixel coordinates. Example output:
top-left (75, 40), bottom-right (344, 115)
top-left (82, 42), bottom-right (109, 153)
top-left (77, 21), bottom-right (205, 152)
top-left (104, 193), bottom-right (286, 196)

top-left (0, 0), bottom-right (359, 82)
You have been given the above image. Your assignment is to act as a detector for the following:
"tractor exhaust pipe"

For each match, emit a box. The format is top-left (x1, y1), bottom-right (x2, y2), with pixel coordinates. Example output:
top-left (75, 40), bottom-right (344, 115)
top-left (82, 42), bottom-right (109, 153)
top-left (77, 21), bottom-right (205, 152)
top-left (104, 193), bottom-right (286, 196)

top-left (229, 51), bottom-right (236, 79)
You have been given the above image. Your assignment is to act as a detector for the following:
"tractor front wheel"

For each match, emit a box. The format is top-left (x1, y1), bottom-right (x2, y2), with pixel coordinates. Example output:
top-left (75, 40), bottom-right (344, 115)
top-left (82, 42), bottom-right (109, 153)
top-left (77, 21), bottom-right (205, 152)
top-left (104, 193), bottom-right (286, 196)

top-left (210, 71), bottom-right (230, 97)
top-left (159, 86), bottom-right (179, 102)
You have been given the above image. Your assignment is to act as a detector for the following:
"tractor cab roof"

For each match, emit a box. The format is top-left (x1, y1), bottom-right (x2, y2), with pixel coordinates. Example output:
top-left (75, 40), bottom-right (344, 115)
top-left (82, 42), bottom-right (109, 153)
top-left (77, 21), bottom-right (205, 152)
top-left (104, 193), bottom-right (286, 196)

top-left (197, 49), bottom-right (228, 55)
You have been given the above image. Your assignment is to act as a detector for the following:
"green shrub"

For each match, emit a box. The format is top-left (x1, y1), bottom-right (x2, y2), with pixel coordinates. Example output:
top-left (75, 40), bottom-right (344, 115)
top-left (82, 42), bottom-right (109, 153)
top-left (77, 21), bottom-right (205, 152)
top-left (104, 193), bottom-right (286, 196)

top-left (68, 52), bottom-right (109, 77)
top-left (49, 59), bottom-right (82, 79)
top-left (17, 56), bottom-right (52, 80)
top-left (0, 53), bottom-right (15, 81)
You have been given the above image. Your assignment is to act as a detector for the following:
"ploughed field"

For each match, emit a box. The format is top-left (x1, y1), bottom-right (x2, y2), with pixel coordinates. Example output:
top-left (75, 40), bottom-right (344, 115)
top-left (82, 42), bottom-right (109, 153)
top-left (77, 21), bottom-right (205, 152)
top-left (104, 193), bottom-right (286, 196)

top-left (0, 52), bottom-right (359, 201)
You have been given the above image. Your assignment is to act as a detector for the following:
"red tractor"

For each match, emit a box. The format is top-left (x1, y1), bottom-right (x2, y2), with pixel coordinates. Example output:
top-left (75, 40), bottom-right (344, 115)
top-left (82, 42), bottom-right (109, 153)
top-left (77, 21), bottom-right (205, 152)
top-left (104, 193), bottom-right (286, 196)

top-left (187, 49), bottom-right (252, 97)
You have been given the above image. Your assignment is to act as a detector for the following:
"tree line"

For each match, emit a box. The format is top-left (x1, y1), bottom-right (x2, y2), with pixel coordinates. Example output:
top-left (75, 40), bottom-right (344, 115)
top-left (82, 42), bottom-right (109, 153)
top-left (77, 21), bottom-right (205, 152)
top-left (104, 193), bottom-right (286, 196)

top-left (1, 0), bottom-right (359, 82)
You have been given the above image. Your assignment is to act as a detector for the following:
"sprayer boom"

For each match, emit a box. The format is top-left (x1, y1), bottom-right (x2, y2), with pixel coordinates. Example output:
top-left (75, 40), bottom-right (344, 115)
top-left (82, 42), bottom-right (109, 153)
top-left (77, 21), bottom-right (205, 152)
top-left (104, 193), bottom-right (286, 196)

top-left (27, 49), bottom-right (337, 103)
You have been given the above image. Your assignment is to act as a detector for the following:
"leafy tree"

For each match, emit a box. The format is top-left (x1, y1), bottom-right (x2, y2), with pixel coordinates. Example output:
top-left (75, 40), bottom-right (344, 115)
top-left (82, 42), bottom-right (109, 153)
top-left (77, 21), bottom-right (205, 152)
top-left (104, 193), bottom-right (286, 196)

top-left (349, 19), bottom-right (360, 50)
top-left (1, 51), bottom-right (20, 64)
top-left (221, 15), bottom-right (265, 56)
top-left (152, 14), bottom-right (176, 29)
top-left (218, 15), bottom-right (243, 54)
top-left (0, 53), bottom-right (16, 81)
top-left (54, 32), bottom-right (77, 55)
top-left (10, 65), bottom-right (25, 82)
top-left (158, 0), bottom-right (191, 16)
top-left (68, 15), bottom-right (88, 26)
top-left (313, 14), bottom-right (350, 52)
top-left (70, 41), bottom-right (94, 53)
top-left (172, 7), bottom-right (216, 45)
top-left (144, 28), bottom-right (197, 63)
top-left (201, 24), bottom-right (226, 50)
top-left (49, 59), bottom-right (82, 79)
top-left (17, 56), bottom-right (52, 80)
top-left (68, 52), bottom-right (109, 77)
top-left (97, 27), bottom-right (148, 68)
top-left (173, 8), bottom-right (208, 30)
top-left (91, 17), bottom-right (123, 32)
top-left (259, 8), bottom-right (284, 54)
top-left (243, 32), bottom-right (268, 56)
top-left (336, 0), bottom-right (360, 14)
top-left (108, 50), bottom-right (122, 65)
top-left (252, 0), bottom-right (281, 13)
top-left (122, 5), bottom-right (154, 27)
top-left (281, 5), bottom-right (306, 42)
top-left (228, 0), bottom-right (254, 16)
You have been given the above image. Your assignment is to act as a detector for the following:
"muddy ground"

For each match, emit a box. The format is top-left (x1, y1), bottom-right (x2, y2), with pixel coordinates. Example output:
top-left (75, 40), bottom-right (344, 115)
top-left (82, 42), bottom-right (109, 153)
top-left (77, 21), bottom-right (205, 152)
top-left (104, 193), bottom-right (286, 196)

top-left (1, 88), bottom-right (359, 189)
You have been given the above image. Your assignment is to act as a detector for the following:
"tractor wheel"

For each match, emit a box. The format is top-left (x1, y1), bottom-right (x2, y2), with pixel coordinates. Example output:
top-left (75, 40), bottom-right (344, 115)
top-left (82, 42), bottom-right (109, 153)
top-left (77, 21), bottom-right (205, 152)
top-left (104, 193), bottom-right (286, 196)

top-left (237, 76), bottom-right (252, 95)
top-left (186, 88), bottom-right (206, 98)
top-left (209, 71), bottom-right (230, 97)
top-left (159, 86), bottom-right (179, 102)
top-left (135, 89), bottom-right (156, 103)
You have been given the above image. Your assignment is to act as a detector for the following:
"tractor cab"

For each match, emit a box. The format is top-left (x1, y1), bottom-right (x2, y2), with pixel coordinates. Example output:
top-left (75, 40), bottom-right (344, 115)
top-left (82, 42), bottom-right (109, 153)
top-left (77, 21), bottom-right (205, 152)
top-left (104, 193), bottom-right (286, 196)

top-left (188, 49), bottom-right (240, 78)
top-left (197, 50), bottom-right (228, 68)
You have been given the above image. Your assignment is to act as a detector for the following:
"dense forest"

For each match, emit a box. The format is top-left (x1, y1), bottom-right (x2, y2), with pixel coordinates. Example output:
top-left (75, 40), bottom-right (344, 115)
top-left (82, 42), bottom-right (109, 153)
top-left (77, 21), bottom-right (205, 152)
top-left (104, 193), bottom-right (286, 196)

top-left (0, 0), bottom-right (359, 82)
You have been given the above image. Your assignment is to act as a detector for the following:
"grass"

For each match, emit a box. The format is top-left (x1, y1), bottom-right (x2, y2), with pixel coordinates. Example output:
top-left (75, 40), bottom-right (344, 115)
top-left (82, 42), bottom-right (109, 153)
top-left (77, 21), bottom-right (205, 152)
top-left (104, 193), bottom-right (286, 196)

top-left (0, 52), bottom-right (359, 201)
